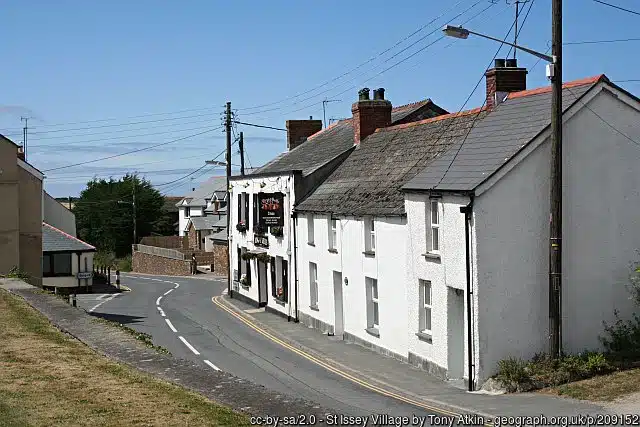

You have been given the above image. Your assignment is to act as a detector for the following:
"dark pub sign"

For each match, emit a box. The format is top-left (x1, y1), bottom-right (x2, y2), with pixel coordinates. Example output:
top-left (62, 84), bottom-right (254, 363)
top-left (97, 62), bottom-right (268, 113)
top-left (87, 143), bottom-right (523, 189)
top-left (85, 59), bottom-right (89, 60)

top-left (258, 192), bottom-right (284, 227)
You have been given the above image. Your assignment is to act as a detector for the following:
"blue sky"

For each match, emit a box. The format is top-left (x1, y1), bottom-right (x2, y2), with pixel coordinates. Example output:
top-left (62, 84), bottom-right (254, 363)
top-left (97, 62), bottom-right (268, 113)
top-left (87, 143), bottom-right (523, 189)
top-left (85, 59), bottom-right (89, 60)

top-left (2, 0), bottom-right (639, 197)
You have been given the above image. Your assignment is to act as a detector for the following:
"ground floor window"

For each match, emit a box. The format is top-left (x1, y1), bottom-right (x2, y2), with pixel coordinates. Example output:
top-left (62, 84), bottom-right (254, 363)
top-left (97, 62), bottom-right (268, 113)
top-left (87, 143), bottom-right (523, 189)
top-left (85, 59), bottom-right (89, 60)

top-left (419, 280), bottom-right (432, 336)
top-left (309, 262), bottom-right (318, 308)
top-left (43, 253), bottom-right (72, 277)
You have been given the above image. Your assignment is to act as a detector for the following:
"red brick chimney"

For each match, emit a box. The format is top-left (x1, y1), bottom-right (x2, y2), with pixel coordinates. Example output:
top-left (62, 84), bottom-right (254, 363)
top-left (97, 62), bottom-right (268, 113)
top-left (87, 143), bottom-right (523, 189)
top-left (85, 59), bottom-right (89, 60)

top-left (485, 58), bottom-right (528, 110)
top-left (286, 118), bottom-right (323, 151)
top-left (17, 146), bottom-right (25, 161)
top-left (351, 88), bottom-right (392, 144)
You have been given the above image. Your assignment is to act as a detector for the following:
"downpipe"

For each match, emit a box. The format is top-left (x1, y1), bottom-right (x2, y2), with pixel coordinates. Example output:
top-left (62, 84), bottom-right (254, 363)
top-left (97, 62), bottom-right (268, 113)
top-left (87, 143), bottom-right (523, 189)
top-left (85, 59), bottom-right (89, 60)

top-left (291, 211), bottom-right (299, 323)
top-left (460, 194), bottom-right (475, 392)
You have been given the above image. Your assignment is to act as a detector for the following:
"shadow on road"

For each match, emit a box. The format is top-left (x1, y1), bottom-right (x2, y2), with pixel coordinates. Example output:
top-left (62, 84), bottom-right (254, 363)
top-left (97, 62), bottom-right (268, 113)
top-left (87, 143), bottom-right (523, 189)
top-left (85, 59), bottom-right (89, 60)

top-left (89, 312), bottom-right (146, 325)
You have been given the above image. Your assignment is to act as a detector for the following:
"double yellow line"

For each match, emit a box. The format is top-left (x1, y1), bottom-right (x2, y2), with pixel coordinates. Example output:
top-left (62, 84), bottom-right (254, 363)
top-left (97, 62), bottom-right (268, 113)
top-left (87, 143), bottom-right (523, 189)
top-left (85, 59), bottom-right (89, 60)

top-left (212, 295), bottom-right (491, 425)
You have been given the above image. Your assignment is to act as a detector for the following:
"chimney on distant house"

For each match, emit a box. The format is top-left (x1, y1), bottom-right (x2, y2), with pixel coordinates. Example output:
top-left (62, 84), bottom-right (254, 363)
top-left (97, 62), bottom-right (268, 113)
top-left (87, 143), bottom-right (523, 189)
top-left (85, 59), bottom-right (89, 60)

top-left (286, 117), bottom-right (323, 151)
top-left (17, 145), bottom-right (25, 161)
top-left (351, 88), bottom-right (392, 144)
top-left (485, 58), bottom-right (527, 110)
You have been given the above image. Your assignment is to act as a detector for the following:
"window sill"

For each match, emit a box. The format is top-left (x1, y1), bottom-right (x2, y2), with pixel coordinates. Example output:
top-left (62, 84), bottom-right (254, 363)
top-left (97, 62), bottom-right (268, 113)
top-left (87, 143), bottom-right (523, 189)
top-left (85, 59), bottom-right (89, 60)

top-left (416, 331), bottom-right (433, 344)
top-left (365, 327), bottom-right (380, 338)
top-left (362, 250), bottom-right (375, 257)
top-left (307, 242), bottom-right (315, 247)
top-left (274, 299), bottom-right (285, 306)
top-left (309, 304), bottom-right (319, 311)
top-left (328, 248), bottom-right (338, 254)
top-left (422, 252), bottom-right (441, 261)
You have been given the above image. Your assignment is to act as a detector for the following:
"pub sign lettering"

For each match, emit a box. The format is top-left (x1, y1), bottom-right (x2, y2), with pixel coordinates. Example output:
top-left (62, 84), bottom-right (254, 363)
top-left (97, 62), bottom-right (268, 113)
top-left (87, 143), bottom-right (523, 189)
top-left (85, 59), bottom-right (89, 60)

top-left (258, 192), bottom-right (284, 226)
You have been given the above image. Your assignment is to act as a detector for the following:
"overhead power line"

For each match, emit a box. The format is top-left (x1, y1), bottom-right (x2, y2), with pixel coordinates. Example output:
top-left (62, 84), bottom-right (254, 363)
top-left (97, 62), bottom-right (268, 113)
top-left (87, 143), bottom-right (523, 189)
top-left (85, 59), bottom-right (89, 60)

top-left (564, 37), bottom-right (640, 45)
top-left (235, 0), bottom-right (472, 112)
top-left (153, 164), bottom-right (211, 187)
top-left (233, 121), bottom-right (287, 131)
top-left (42, 126), bottom-right (222, 172)
top-left (591, 0), bottom-right (640, 16)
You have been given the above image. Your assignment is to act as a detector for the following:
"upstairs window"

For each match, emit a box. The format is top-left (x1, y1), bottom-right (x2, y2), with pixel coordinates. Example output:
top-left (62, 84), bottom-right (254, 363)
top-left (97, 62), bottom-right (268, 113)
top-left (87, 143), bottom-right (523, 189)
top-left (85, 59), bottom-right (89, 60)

top-left (184, 207), bottom-right (191, 218)
top-left (364, 217), bottom-right (376, 253)
top-left (307, 214), bottom-right (315, 245)
top-left (428, 199), bottom-right (440, 253)
top-left (328, 218), bottom-right (337, 251)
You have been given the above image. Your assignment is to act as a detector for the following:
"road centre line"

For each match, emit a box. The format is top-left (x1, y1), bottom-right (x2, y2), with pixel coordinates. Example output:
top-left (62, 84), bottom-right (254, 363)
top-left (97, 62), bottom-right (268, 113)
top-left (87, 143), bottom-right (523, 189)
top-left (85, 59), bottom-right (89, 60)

top-left (156, 296), bottom-right (162, 305)
top-left (163, 289), bottom-right (173, 296)
top-left (204, 360), bottom-right (221, 371)
top-left (178, 336), bottom-right (200, 355)
top-left (89, 294), bottom-right (119, 313)
top-left (211, 296), bottom-right (481, 424)
top-left (165, 319), bottom-right (177, 333)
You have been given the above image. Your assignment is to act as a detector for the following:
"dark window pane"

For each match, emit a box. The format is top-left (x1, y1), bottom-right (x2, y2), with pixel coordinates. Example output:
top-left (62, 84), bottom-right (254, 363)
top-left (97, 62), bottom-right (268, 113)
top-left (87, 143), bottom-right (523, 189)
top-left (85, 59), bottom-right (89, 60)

top-left (53, 253), bottom-right (72, 276)
top-left (43, 255), bottom-right (51, 276)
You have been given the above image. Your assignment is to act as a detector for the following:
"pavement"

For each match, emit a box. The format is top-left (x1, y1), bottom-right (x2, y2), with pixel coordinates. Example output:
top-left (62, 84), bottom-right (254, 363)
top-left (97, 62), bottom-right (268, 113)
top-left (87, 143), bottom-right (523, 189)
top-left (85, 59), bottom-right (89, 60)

top-left (218, 294), bottom-right (618, 420)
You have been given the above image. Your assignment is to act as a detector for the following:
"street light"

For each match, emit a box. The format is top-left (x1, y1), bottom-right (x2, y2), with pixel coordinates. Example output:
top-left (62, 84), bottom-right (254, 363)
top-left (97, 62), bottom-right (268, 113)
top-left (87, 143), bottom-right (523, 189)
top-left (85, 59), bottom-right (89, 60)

top-left (442, 25), bottom-right (554, 63)
top-left (205, 160), bottom-right (227, 167)
top-left (444, 8), bottom-right (564, 363)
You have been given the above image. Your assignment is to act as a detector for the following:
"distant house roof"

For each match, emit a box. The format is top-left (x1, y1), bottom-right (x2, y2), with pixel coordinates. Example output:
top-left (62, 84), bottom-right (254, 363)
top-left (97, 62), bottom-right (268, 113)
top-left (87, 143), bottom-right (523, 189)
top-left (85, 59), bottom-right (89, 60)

top-left (163, 196), bottom-right (182, 213)
top-left (43, 222), bottom-right (95, 252)
top-left (248, 100), bottom-right (447, 178)
top-left (296, 76), bottom-right (606, 216)
top-left (208, 229), bottom-right (228, 241)
top-left (188, 216), bottom-right (227, 231)
top-left (176, 176), bottom-right (227, 207)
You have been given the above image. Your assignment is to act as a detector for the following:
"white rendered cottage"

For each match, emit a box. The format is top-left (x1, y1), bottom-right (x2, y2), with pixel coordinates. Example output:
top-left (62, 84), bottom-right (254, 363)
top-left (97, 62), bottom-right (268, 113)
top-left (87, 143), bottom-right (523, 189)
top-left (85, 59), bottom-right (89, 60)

top-left (228, 98), bottom-right (447, 319)
top-left (176, 176), bottom-right (227, 237)
top-left (401, 64), bottom-right (640, 389)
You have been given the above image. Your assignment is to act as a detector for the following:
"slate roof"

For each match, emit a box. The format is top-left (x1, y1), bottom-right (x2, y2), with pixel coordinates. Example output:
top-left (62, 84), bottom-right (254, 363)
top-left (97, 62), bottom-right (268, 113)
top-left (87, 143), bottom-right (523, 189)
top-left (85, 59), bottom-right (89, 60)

top-left (295, 75), bottom-right (604, 216)
top-left (250, 100), bottom-right (447, 177)
top-left (176, 176), bottom-right (227, 207)
top-left (208, 229), bottom-right (228, 241)
top-left (188, 216), bottom-right (227, 231)
top-left (43, 222), bottom-right (95, 252)
top-left (403, 76), bottom-right (602, 191)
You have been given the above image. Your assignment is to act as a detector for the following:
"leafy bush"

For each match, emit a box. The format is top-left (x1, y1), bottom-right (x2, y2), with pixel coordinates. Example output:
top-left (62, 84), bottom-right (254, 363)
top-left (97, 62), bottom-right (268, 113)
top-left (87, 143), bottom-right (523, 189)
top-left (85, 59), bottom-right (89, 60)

top-left (116, 256), bottom-right (132, 272)
top-left (3, 266), bottom-right (31, 281)
top-left (600, 310), bottom-right (640, 363)
top-left (494, 357), bottom-right (530, 391)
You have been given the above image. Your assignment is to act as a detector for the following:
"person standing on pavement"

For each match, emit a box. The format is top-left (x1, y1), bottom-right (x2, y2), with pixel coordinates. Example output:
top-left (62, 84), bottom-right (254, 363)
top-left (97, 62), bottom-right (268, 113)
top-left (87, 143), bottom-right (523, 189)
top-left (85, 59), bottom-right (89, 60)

top-left (191, 253), bottom-right (197, 275)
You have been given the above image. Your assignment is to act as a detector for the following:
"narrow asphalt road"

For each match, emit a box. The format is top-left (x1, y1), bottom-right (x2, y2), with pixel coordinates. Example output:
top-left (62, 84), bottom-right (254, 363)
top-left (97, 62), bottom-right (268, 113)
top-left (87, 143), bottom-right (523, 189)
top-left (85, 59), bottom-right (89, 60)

top-left (77, 273), bottom-right (444, 422)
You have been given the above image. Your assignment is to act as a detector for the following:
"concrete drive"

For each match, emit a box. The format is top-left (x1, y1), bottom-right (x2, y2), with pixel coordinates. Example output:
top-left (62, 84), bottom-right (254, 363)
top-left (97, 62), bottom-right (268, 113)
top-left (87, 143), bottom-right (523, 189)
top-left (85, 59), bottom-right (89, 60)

top-left (218, 294), bottom-right (614, 420)
top-left (78, 273), bottom-right (455, 424)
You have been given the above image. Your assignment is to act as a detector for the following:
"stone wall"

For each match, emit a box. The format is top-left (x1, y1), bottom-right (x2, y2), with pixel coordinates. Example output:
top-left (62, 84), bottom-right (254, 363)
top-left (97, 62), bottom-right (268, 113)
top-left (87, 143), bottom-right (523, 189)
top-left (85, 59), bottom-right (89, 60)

top-left (132, 251), bottom-right (191, 276)
top-left (140, 235), bottom-right (186, 249)
top-left (187, 225), bottom-right (198, 250)
top-left (212, 242), bottom-right (228, 274)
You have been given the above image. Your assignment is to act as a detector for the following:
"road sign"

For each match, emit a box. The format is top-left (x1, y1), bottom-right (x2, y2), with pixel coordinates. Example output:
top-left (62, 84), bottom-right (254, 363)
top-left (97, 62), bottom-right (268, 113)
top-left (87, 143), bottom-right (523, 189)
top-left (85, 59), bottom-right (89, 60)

top-left (77, 271), bottom-right (93, 280)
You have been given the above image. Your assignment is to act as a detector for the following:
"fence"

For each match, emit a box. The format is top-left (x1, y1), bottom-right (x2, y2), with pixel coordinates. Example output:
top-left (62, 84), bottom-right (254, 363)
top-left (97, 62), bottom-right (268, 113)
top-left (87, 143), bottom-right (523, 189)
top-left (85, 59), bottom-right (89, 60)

top-left (139, 235), bottom-right (186, 249)
top-left (133, 244), bottom-right (187, 260)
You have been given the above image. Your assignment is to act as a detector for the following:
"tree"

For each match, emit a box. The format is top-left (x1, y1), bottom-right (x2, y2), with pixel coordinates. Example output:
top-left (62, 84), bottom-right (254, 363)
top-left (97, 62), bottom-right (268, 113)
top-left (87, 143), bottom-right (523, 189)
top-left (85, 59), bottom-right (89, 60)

top-left (73, 174), bottom-right (164, 257)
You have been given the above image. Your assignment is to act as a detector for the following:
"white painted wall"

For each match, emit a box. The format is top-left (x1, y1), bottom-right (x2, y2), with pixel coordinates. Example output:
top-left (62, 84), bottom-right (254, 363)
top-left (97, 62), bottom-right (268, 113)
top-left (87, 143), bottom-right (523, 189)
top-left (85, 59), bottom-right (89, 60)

top-left (405, 193), bottom-right (472, 378)
top-left (230, 174), bottom-right (296, 317)
top-left (472, 87), bottom-right (640, 383)
top-left (178, 205), bottom-right (204, 237)
top-left (43, 252), bottom-right (94, 288)
top-left (297, 213), bottom-right (409, 357)
top-left (43, 192), bottom-right (76, 236)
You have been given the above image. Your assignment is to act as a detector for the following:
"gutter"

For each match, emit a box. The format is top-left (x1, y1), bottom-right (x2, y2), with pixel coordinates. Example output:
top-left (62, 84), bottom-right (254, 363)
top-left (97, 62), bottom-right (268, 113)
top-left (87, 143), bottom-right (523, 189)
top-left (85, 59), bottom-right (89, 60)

top-left (460, 194), bottom-right (475, 392)
top-left (291, 211), bottom-right (299, 322)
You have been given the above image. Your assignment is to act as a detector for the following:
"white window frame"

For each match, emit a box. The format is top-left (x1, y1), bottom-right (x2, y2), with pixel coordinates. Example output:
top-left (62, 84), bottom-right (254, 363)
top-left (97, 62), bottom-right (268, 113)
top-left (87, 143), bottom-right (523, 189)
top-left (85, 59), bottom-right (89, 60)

top-left (419, 280), bottom-right (432, 335)
top-left (429, 198), bottom-right (440, 253)
top-left (364, 217), bottom-right (376, 252)
top-left (307, 214), bottom-right (315, 245)
top-left (309, 262), bottom-right (318, 308)
top-left (366, 277), bottom-right (379, 329)
top-left (328, 217), bottom-right (337, 250)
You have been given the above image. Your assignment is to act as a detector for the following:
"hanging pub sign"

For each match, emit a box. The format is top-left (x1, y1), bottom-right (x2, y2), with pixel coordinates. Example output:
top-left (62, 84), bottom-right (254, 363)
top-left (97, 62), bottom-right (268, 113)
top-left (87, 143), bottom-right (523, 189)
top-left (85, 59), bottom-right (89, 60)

top-left (258, 192), bottom-right (284, 227)
top-left (254, 234), bottom-right (269, 248)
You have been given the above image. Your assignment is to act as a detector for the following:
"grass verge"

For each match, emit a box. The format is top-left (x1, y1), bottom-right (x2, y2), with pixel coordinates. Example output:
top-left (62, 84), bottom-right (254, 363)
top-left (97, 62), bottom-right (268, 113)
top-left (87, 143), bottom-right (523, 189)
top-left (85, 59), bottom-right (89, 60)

top-left (544, 368), bottom-right (640, 401)
top-left (0, 289), bottom-right (250, 426)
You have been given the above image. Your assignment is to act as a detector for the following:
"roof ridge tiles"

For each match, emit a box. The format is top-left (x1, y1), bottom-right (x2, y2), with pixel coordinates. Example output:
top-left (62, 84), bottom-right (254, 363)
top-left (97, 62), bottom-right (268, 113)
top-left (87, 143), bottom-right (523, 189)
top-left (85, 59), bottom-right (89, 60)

top-left (378, 106), bottom-right (487, 133)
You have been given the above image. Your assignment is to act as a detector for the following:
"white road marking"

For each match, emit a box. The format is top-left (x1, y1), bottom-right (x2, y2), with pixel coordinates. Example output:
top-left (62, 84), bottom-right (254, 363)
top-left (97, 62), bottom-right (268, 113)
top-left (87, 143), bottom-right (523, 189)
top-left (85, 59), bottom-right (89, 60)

top-left (157, 306), bottom-right (166, 317)
top-left (163, 289), bottom-right (173, 296)
top-left (203, 360), bottom-right (221, 371)
top-left (88, 294), bottom-right (119, 313)
top-left (173, 283), bottom-right (180, 289)
top-left (165, 319), bottom-right (177, 333)
top-left (156, 296), bottom-right (162, 305)
top-left (140, 359), bottom-right (154, 362)
top-left (96, 294), bottom-right (107, 300)
top-left (222, 289), bottom-right (228, 295)
top-left (178, 336), bottom-right (200, 355)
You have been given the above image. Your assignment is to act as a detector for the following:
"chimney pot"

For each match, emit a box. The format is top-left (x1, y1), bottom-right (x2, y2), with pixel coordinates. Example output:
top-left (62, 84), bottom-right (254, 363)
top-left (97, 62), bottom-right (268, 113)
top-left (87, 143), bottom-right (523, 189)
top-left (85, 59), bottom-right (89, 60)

top-left (485, 60), bottom-right (527, 110)
top-left (494, 58), bottom-right (506, 68)
top-left (373, 88), bottom-right (385, 100)
top-left (505, 58), bottom-right (517, 67)
top-left (358, 88), bottom-right (370, 101)
top-left (17, 146), bottom-right (25, 161)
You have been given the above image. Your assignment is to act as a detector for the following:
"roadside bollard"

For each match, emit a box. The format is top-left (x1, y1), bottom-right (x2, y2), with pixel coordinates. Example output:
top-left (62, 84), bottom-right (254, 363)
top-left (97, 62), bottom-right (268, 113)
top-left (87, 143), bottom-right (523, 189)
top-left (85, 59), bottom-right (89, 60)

top-left (116, 269), bottom-right (120, 290)
top-left (107, 267), bottom-right (111, 285)
top-left (72, 293), bottom-right (77, 307)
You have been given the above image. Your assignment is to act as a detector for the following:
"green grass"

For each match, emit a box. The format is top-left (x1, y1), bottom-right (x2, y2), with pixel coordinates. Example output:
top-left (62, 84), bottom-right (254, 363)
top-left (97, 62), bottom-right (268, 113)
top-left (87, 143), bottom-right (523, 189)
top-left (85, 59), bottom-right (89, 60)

top-left (91, 317), bottom-right (171, 355)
